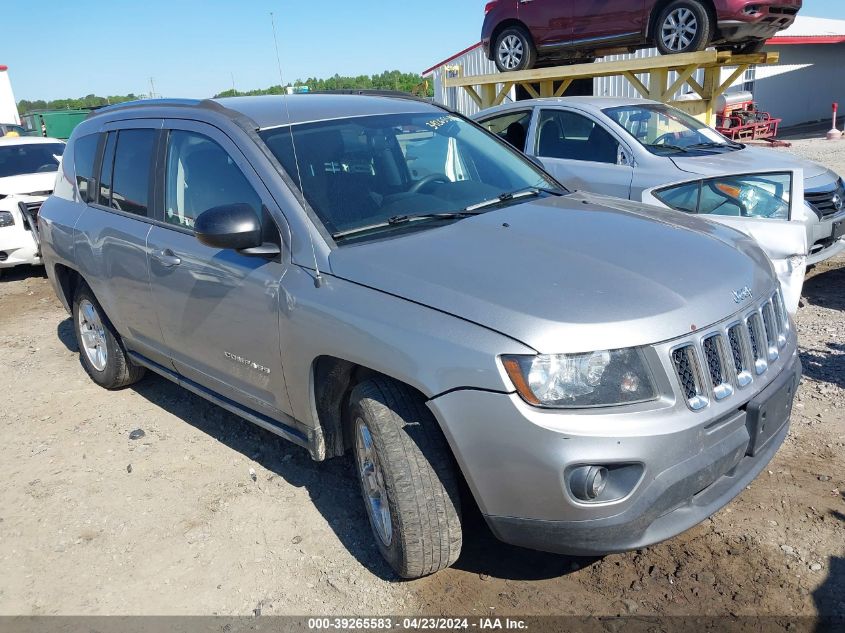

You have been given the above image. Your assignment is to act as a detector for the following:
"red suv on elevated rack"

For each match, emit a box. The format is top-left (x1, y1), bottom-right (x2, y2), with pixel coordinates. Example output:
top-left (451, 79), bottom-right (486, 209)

top-left (482, 0), bottom-right (802, 72)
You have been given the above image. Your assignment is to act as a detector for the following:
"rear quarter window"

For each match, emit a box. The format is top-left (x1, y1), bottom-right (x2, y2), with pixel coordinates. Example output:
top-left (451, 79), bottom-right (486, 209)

top-left (73, 134), bottom-right (100, 202)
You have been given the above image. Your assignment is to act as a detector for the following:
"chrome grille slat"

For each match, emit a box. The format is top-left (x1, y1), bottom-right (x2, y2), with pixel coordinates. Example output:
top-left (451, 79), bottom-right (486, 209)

top-left (671, 345), bottom-right (708, 411)
top-left (670, 294), bottom-right (789, 411)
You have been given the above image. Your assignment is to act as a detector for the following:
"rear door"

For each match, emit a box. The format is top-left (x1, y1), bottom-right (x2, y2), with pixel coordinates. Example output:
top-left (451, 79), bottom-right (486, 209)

top-left (534, 107), bottom-right (634, 199)
top-left (642, 170), bottom-right (808, 313)
top-left (145, 119), bottom-right (293, 419)
top-left (72, 122), bottom-right (170, 366)
top-left (571, 1), bottom-right (647, 46)
top-left (518, 0), bottom-right (571, 48)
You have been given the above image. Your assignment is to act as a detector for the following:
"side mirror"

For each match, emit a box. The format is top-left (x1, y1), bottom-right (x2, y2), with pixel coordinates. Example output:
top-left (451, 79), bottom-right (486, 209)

top-left (195, 204), bottom-right (263, 251)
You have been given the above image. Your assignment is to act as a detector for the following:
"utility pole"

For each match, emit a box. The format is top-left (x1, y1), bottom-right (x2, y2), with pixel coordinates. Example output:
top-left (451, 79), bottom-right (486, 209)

top-left (149, 77), bottom-right (157, 100)
top-left (231, 72), bottom-right (236, 95)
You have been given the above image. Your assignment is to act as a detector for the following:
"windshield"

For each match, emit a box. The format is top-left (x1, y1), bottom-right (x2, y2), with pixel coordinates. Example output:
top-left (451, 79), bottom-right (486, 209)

top-left (603, 104), bottom-right (738, 155)
top-left (259, 112), bottom-right (560, 242)
top-left (0, 142), bottom-right (64, 178)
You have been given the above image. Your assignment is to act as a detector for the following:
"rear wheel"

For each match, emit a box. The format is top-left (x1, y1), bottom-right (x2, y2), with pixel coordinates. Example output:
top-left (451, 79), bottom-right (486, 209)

top-left (72, 284), bottom-right (145, 389)
top-left (348, 377), bottom-right (462, 578)
top-left (655, 0), bottom-right (713, 55)
top-left (494, 26), bottom-right (537, 72)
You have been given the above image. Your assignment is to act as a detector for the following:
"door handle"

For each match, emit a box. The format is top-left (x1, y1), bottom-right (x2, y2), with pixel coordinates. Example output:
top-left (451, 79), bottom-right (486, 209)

top-left (152, 249), bottom-right (182, 268)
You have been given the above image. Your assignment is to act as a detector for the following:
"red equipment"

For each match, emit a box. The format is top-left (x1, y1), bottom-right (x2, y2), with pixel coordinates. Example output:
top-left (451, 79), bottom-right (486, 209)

top-left (715, 91), bottom-right (782, 142)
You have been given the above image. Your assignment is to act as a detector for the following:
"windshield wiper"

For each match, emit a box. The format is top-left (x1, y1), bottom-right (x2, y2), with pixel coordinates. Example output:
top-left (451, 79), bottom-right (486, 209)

top-left (687, 141), bottom-right (743, 150)
top-left (463, 186), bottom-right (562, 212)
top-left (332, 211), bottom-right (481, 240)
top-left (645, 143), bottom-right (690, 154)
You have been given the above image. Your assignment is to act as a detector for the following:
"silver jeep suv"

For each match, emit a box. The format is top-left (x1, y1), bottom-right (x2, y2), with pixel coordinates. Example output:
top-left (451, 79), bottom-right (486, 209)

top-left (38, 94), bottom-right (801, 578)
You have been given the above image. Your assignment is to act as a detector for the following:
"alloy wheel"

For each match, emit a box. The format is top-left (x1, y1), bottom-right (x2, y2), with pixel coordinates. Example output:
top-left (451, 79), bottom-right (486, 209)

top-left (661, 8), bottom-right (699, 52)
top-left (78, 299), bottom-right (108, 371)
top-left (498, 34), bottom-right (525, 70)
top-left (355, 418), bottom-right (393, 547)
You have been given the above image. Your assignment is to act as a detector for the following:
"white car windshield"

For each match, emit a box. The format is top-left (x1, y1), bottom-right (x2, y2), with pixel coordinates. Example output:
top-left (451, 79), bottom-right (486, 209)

top-left (603, 104), bottom-right (741, 155)
top-left (0, 143), bottom-right (65, 178)
top-left (259, 112), bottom-right (562, 242)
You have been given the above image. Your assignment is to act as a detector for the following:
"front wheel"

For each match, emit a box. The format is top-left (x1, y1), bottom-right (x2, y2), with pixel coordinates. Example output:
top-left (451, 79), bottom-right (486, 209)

top-left (494, 26), bottom-right (537, 72)
top-left (348, 377), bottom-right (462, 578)
top-left (655, 0), bottom-right (713, 55)
top-left (72, 284), bottom-right (145, 389)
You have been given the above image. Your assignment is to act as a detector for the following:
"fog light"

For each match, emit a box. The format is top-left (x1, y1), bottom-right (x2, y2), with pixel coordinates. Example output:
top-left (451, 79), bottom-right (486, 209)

top-left (570, 465), bottom-right (609, 501)
top-left (0, 251), bottom-right (8, 262)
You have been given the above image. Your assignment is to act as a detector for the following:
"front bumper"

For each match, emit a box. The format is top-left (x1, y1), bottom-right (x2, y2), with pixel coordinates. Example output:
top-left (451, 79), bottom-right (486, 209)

top-left (428, 350), bottom-right (800, 556)
top-left (0, 230), bottom-right (41, 268)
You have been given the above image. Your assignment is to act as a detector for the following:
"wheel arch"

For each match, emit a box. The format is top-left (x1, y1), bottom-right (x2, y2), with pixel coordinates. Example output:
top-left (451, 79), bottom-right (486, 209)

top-left (53, 263), bottom-right (84, 312)
top-left (309, 355), bottom-right (438, 460)
top-left (489, 19), bottom-right (533, 60)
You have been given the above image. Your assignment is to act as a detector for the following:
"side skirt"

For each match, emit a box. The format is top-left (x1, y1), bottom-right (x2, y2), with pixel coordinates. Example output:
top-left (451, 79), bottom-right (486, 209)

top-left (127, 351), bottom-right (324, 459)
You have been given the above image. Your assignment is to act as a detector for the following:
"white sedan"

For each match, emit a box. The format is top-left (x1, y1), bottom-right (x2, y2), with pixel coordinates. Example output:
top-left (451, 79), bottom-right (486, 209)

top-left (0, 136), bottom-right (65, 277)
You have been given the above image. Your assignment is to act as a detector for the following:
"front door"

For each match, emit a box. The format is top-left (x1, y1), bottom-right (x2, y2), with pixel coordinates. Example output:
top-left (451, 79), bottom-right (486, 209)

top-left (145, 120), bottom-right (293, 419)
top-left (534, 108), bottom-right (634, 199)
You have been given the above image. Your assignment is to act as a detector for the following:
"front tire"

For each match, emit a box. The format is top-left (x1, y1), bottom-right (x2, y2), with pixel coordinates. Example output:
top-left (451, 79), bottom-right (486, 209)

top-left (348, 377), bottom-right (462, 578)
top-left (72, 284), bottom-right (145, 389)
top-left (655, 0), bottom-right (713, 55)
top-left (494, 26), bottom-right (537, 72)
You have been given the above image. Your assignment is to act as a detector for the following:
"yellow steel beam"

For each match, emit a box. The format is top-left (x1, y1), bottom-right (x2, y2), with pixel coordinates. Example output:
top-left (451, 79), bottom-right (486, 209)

top-left (523, 83), bottom-right (540, 99)
top-left (463, 85), bottom-right (482, 108)
top-left (715, 65), bottom-right (750, 100)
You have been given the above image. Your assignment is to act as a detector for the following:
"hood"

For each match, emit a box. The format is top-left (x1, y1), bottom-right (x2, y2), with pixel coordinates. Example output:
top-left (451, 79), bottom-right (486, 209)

top-left (671, 145), bottom-right (831, 182)
top-left (0, 172), bottom-right (57, 197)
top-left (328, 193), bottom-right (777, 354)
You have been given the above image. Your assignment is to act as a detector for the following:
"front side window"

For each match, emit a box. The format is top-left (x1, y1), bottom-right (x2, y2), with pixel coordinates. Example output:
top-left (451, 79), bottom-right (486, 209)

top-left (478, 110), bottom-right (532, 151)
top-left (73, 134), bottom-right (99, 202)
top-left (654, 173), bottom-right (792, 220)
top-left (164, 130), bottom-right (261, 230)
top-left (604, 104), bottom-right (737, 155)
top-left (259, 112), bottom-right (558, 242)
top-left (535, 110), bottom-right (619, 164)
top-left (0, 142), bottom-right (64, 178)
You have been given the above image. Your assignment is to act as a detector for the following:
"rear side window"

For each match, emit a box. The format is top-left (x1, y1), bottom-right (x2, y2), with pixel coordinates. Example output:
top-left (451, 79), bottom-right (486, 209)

top-left (98, 129), bottom-right (155, 216)
top-left (164, 130), bottom-right (261, 230)
top-left (98, 132), bottom-right (117, 207)
top-left (73, 134), bottom-right (99, 202)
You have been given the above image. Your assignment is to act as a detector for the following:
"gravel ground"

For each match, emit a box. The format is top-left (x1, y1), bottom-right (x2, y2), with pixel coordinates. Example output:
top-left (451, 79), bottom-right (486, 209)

top-left (0, 141), bottom-right (842, 619)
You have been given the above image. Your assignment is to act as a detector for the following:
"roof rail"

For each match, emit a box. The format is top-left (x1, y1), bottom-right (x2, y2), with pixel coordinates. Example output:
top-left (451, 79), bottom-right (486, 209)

top-left (85, 98), bottom-right (218, 119)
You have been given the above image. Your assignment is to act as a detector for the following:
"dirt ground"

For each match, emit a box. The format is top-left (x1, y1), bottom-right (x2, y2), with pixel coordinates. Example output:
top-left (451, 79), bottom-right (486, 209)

top-left (0, 141), bottom-right (843, 618)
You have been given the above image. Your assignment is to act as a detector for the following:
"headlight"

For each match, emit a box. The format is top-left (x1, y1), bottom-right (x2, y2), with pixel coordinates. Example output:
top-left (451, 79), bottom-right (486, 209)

top-left (0, 211), bottom-right (14, 228)
top-left (502, 348), bottom-right (657, 408)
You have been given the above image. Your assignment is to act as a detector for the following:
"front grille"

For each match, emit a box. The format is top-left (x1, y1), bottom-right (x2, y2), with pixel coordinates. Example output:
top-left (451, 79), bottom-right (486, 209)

top-left (769, 6), bottom-right (799, 15)
top-left (805, 182), bottom-right (845, 219)
top-left (669, 291), bottom-right (788, 410)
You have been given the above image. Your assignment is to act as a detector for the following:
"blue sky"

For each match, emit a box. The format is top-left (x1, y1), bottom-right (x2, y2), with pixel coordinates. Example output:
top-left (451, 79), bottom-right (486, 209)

top-left (4, 0), bottom-right (843, 101)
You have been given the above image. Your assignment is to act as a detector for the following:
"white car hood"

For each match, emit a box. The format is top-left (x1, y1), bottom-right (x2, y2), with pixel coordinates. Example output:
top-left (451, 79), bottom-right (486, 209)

top-left (670, 146), bottom-right (831, 181)
top-left (0, 172), bottom-right (57, 196)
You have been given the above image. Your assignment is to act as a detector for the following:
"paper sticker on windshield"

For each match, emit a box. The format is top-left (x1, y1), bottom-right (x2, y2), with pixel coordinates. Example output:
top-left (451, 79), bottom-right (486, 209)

top-left (426, 115), bottom-right (459, 131)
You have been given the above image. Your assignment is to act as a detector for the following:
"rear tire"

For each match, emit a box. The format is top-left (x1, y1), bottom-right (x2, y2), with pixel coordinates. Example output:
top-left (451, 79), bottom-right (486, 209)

top-left (72, 283), bottom-right (145, 389)
top-left (655, 0), bottom-right (713, 55)
top-left (348, 377), bottom-right (462, 578)
top-left (494, 26), bottom-right (537, 72)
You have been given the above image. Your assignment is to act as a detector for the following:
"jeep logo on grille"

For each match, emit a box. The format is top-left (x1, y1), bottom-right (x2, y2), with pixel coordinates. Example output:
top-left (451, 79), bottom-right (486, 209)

top-left (733, 286), bottom-right (754, 304)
